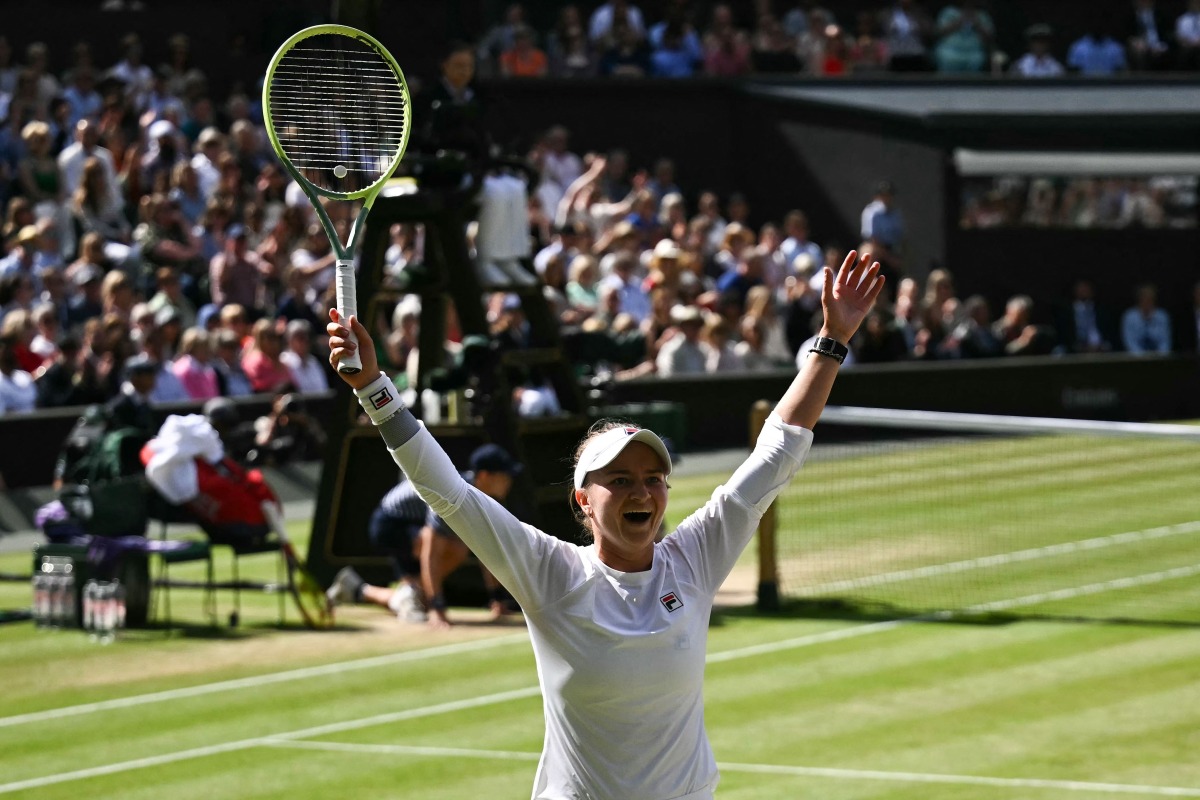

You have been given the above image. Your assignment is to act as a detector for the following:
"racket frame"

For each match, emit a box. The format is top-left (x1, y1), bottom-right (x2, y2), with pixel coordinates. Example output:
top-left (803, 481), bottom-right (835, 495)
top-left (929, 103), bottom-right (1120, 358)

top-left (262, 24), bottom-right (412, 373)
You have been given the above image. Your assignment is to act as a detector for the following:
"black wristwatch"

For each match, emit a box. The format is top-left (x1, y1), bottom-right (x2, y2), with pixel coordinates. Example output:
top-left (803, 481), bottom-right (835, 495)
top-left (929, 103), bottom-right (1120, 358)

top-left (808, 336), bottom-right (849, 365)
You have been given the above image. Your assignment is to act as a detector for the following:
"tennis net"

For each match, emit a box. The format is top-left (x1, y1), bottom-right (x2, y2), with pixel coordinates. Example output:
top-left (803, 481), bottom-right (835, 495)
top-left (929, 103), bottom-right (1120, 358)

top-left (756, 405), bottom-right (1200, 625)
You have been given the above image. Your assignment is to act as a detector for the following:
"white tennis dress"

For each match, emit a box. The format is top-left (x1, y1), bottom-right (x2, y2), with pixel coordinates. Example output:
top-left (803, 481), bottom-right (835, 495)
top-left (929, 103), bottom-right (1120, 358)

top-left (386, 413), bottom-right (813, 800)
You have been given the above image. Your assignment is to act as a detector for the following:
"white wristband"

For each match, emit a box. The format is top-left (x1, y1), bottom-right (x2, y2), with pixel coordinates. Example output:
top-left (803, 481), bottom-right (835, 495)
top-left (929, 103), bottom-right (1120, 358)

top-left (354, 372), bottom-right (405, 426)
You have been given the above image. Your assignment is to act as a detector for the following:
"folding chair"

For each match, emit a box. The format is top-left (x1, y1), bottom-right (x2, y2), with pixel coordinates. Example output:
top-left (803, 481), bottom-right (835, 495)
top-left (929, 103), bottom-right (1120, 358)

top-left (145, 492), bottom-right (218, 627)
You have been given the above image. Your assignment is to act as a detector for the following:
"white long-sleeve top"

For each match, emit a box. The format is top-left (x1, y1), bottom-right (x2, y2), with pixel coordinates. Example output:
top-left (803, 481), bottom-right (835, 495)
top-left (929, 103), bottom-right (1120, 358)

top-left (386, 412), bottom-right (813, 800)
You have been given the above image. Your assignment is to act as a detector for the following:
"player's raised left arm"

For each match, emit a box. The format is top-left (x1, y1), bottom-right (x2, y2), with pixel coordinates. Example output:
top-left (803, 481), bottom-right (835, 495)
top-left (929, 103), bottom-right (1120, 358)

top-left (775, 250), bottom-right (884, 431)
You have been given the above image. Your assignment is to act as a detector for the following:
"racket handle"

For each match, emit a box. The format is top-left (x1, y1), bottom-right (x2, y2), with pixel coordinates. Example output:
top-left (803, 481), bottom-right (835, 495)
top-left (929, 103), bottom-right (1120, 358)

top-left (334, 258), bottom-right (362, 375)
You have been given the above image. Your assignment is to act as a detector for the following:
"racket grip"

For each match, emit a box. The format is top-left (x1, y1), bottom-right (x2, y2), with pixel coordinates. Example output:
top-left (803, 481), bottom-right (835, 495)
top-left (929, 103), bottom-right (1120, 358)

top-left (334, 259), bottom-right (362, 375)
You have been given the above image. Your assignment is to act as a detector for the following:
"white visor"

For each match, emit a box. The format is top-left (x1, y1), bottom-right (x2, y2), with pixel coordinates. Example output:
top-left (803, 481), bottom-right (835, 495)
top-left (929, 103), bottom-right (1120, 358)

top-left (573, 426), bottom-right (673, 489)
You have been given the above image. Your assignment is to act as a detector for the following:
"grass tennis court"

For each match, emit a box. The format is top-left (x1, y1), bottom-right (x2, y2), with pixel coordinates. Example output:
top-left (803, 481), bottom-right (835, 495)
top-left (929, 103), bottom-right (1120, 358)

top-left (3, 459), bottom-right (1199, 799)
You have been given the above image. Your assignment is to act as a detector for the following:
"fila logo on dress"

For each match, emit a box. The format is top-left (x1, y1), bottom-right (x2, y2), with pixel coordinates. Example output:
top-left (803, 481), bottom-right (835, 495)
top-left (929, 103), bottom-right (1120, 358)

top-left (660, 591), bottom-right (683, 612)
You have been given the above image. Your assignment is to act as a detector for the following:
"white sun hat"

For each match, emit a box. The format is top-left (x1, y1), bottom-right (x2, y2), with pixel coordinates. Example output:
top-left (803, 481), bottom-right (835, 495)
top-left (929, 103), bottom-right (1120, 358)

top-left (574, 426), bottom-right (673, 489)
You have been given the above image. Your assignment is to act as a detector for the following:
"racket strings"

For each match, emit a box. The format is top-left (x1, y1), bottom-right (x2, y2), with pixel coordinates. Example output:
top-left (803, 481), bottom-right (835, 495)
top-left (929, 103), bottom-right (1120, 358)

top-left (268, 33), bottom-right (407, 195)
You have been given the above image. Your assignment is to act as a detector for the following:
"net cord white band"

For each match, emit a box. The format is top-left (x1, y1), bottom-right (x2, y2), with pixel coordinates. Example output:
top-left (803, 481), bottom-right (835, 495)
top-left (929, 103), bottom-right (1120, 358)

top-left (819, 406), bottom-right (1200, 441)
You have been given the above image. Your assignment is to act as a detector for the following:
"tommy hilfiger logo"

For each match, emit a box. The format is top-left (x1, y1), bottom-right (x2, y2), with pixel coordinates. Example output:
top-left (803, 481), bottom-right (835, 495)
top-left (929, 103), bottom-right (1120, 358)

top-left (660, 591), bottom-right (683, 612)
top-left (368, 386), bottom-right (393, 410)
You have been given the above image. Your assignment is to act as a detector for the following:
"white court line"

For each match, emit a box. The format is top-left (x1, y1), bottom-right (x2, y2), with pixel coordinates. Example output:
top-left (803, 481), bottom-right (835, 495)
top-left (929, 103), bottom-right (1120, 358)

top-left (0, 687), bottom-right (543, 796)
top-left (0, 632), bottom-right (530, 730)
top-left (262, 741), bottom-right (1200, 798)
top-left (798, 521), bottom-right (1200, 596)
top-left (4, 566), bottom-right (1196, 794)
top-left (0, 623), bottom-right (905, 795)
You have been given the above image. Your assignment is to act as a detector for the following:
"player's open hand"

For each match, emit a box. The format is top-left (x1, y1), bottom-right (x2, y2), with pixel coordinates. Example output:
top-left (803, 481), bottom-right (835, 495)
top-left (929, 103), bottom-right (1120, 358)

top-left (820, 250), bottom-right (886, 344)
top-left (327, 309), bottom-right (380, 391)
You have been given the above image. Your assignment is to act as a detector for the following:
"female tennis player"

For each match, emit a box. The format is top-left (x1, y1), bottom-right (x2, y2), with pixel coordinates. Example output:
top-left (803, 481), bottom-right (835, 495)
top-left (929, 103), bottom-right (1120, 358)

top-left (327, 250), bottom-right (883, 800)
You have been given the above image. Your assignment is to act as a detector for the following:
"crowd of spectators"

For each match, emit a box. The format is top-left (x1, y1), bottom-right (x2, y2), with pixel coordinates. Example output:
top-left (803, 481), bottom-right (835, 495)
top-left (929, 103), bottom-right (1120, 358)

top-left (380, 122), bottom-right (1195, 406)
top-left (0, 29), bottom-right (336, 419)
top-left (472, 0), bottom-right (1200, 80)
top-left (1, 5), bottom-right (1198, 423)
top-left (960, 175), bottom-right (1199, 230)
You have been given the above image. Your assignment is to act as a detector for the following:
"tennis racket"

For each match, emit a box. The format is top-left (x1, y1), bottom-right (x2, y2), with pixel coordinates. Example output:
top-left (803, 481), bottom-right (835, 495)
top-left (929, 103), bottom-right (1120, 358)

top-left (260, 501), bottom-right (334, 629)
top-left (263, 25), bottom-right (412, 374)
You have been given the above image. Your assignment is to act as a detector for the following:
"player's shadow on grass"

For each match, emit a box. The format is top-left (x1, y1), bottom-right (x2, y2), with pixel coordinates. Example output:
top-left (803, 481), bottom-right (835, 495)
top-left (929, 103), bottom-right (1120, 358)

top-left (712, 599), bottom-right (1200, 629)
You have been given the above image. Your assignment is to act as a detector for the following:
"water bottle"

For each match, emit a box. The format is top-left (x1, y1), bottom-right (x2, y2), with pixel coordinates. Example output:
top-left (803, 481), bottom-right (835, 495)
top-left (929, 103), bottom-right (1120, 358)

top-left (114, 581), bottom-right (126, 632)
top-left (32, 574), bottom-right (49, 628)
top-left (62, 572), bottom-right (77, 629)
top-left (83, 580), bottom-right (99, 641)
top-left (96, 582), bottom-right (116, 645)
top-left (48, 575), bottom-right (65, 629)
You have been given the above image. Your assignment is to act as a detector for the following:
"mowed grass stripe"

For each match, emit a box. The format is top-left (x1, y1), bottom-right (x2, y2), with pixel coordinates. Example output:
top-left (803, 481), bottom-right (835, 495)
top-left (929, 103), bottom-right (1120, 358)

top-left (706, 621), bottom-right (1200, 790)
top-left (0, 644), bottom-right (539, 785)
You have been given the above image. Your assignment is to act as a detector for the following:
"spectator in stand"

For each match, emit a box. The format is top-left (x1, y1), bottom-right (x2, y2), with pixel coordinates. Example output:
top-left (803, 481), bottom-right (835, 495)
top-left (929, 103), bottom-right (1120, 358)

top-left (145, 266), bottom-right (196, 329)
top-left (105, 352), bottom-right (157, 431)
top-left (28, 302), bottom-right (60, 366)
top-left (548, 7), bottom-right (597, 78)
top-left (860, 180), bottom-right (905, 283)
top-left (599, 251), bottom-right (651, 323)
top-left (219, 303), bottom-right (252, 349)
top-left (134, 193), bottom-right (202, 296)
top-left (16, 121), bottom-right (62, 212)
top-left (881, 0), bottom-right (934, 71)
top-left (715, 245), bottom-right (765, 309)
top-left (0, 332), bottom-right (37, 414)
top-left (66, 263), bottom-right (104, 328)
top-left (190, 127), bottom-right (225, 202)
top-left (212, 328), bottom-right (253, 397)
top-left (992, 294), bottom-right (1057, 356)
top-left (852, 308), bottom-right (910, 362)
top-left (251, 392), bottom-right (326, 465)
top-left (70, 155), bottom-right (131, 248)
top-left (499, 25), bottom-right (549, 78)
top-left (590, 0), bottom-right (647, 44)
top-left (566, 253), bottom-right (601, 314)
top-left (141, 324), bottom-right (190, 403)
top-left (703, 314), bottom-right (743, 372)
top-left (703, 6), bottom-right (753, 76)
top-left (779, 210), bottom-right (822, 281)
top-left (751, 12), bottom-right (803, 73)
top-left (1126, 0), bottom-right (1173, 71)
top-left (23, 43), bottom-right (61, 117)
top-left (171, 326), bottom-right (219, 400)
top-left (209, 224), bottom-right (262, 308)
top-left (533, 127), bottom-right (584, 226)
top-left (844, 11), bottom-right (888, 74)
top-left (100, 270), bottom-right (136, 323)
top-left (242, 317), bottom-right (293, 394)
top-left (655, 304), bottom-right (707, 376)
top-left (168, 160), bottom-right (206, 226)
top-left (477, 3), bottom-right (529, 77)
top-left (280, 318), bottom-right (328, 394)
top-left (109, 33), bottom-right (154, 107)
top-left (933, 1), bottom-right (994, 73)
top-left (1178, 0), bottom-right (1200, 69)
top-left (649, 11), bottom-right (705, 78)
top-left (1068, 23), bottom-right (1129, 74)
top-left (62, 66), bottom-right (103, 130)
top-left (598, 18), bottom-right (652, 77)
top-left (36, 335), bottom-right (98, 408)
top-left (1011, 24), bottom-right (1066, 77)
top-left (943, 295), bottom-right (1003, 359)
top-left (0, 225), bottom-right (42, 293)
top-left (0, 309), bottom-right (41, 374)
top-left (1055, 278), bottom-right (1115, 353)
top-left (1121, 284), bottom-right (1172, 354)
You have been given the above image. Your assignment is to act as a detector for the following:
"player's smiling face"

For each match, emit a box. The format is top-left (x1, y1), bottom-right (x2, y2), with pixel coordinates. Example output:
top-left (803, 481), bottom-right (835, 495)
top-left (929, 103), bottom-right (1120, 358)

top-left (576, 442), bottom-right (669, 572)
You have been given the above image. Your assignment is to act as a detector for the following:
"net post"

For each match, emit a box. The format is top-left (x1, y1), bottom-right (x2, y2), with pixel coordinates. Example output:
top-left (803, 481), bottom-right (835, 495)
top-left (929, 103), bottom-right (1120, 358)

top-left (751, 400), bottom-right (780, 611)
